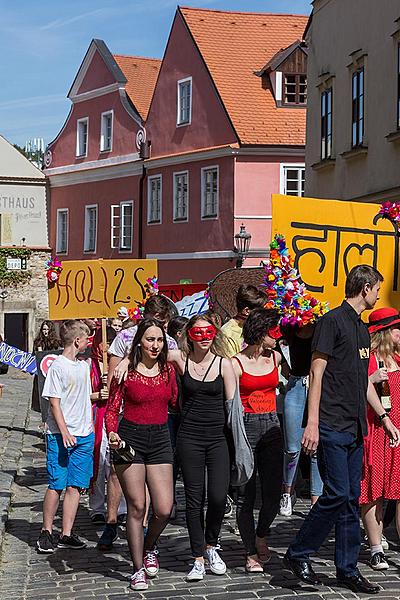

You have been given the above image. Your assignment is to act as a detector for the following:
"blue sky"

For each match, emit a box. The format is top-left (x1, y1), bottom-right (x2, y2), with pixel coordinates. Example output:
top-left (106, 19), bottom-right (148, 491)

top-left (0, 0), bottom-right (311, 147)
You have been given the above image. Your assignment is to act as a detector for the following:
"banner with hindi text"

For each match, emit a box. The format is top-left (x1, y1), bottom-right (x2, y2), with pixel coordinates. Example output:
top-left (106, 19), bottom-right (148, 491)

top-left (272, 194), bottom-right (400, 310)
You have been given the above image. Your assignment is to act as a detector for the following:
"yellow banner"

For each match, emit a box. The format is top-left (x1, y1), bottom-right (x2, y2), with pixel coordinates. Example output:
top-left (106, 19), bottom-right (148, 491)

top-left (272, 194), bottom-right (400, 310)
top-left (48, 259), bottom-right (157, 320)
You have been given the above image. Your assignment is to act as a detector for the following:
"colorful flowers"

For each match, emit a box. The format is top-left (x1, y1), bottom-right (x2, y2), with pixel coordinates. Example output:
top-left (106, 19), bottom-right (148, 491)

top-left (127, 276), bottom-right (159, 322)
top-left (45, 256), bottom-right (63, 283)
top-left (263, 234), bottom-right (329, 327)
top-left (378, 201), bottom-right (400, 223)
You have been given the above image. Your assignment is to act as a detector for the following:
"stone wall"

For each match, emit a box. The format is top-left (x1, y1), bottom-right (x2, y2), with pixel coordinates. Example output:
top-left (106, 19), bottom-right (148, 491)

top-left (0, 248), bottom-right (52, 348)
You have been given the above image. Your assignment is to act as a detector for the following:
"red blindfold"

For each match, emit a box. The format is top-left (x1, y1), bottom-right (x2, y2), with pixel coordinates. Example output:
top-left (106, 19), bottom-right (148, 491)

top-left (188, 325), bottom-right (217, 342)
top-left (267, 325), bottom-right (282, 340)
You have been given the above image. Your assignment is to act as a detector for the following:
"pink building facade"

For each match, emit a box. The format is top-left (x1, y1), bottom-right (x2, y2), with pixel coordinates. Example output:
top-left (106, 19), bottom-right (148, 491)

top-left (45, 8), bottom-right (308, 285)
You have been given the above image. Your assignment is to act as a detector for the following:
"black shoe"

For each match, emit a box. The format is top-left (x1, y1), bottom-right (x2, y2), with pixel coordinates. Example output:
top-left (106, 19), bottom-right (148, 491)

top-left (36, 529), bottom-right (55, 554)
top-left (90, 513), bottom-right (106, 524)
top-left (58, 532), bottom-right (86, 549)
top-left (117, 513), bottom-right (127, 525)
top-left (97, 523), bottom-right (118, 551)
top-left (369, 551), bottom-right (389, 571)
top-left (224, 495), bottom-right (233, 519)
top-left (337, 572), bottom-right (380, 594)
top-left (283, 554), bottom-right (321, 585)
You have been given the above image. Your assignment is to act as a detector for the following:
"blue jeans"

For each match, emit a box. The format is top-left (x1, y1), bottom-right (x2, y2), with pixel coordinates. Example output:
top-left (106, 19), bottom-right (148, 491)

top-left (283, 376), bottom-right (323, 497)
top-left (287, 422), bottom-right (363, 578)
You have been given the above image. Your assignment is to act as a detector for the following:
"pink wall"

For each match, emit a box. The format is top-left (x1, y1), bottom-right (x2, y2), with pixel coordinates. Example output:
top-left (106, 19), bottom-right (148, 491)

top-left (49, 176), bottom-right (140, 260)
top-left (143, 156), bottom-right (234, 256)
top-left (48, 90), bottom-right (140, 168)
top-left (157, 257), bottom-right (232, 285)
top-left (77, 50), bottom-right (116, 94)
top-left (234, 155), bottom-right (305, 248)
top-left (146, 11), bottom-right (237, 158)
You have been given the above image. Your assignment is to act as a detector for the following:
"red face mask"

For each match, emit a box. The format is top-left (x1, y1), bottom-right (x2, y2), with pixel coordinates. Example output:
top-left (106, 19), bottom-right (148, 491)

top-left (267, 325), bottom-right (282, 340)
top-left (188, 325), bottom-right (217, 342)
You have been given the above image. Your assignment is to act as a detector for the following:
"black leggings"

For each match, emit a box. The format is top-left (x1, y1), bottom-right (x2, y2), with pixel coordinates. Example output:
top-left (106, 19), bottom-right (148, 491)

top-left (177, 430), bottom-right (230, 557)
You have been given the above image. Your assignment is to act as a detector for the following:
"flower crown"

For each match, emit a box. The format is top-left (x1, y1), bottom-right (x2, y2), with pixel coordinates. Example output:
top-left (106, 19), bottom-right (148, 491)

top-left (262, 234), bottom-right (329, 327)
top-left (45, 256), bottom-right (63, 283)
top-left (128, 276), bottom-right (159, 321)
top-left (377, 201), bottom-right (400, 223)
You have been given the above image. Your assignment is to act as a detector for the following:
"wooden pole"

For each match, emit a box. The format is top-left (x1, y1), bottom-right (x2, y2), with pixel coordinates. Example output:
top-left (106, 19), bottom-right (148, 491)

top-left (101, 318), bottom-right (108, 378)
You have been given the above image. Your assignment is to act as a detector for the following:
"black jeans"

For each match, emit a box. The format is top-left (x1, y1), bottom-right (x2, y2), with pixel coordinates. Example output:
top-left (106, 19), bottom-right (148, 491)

top-left (287, 422), bottom-right (363, 578)
top-left (236, 412), bottom-right (283, 555)
top-left (177, 429), bottom-right (230, 557)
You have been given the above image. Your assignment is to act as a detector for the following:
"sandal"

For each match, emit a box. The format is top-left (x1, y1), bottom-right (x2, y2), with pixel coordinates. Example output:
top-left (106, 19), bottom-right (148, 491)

top-left (255, 536), bottom-right (271, 563)
top-left (245, 554), bottom-right (264, 573)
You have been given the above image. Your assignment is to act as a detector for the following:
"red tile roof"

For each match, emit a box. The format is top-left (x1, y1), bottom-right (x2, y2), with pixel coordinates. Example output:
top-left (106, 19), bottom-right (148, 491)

top-left (179, 7), bottom-right (308, 146)
top-left (114, 55), bottom-right (161, 120)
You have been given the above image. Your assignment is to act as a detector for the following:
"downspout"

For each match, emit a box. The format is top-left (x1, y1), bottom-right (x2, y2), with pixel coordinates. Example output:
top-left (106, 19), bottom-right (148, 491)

top-left (138, 140), bottom-right (151, 259)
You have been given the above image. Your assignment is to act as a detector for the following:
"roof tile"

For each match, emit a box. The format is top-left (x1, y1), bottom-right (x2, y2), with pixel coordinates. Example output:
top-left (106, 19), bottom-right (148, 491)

top-left (114, 55), bottom-right (161, 120)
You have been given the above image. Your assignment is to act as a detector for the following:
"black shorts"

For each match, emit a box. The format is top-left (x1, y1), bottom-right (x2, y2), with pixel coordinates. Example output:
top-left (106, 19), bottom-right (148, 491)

top-left (112, 418), bottom-right (173, 466)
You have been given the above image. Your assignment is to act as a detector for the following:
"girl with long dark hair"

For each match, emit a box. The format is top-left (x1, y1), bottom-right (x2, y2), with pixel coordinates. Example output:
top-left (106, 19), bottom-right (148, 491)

top-left (33, 320), bottom-right (60, 352)
top-left (169, 313), bottom-right (236, 581)
top-left (106, 318), bottom-right (178, 591)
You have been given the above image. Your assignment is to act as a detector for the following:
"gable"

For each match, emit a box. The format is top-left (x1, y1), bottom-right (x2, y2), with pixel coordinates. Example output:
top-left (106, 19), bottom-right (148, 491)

top-left (279, 47), bottom-right (307, 75)
top-left (77, 50), bottom-right (117, 95)
top-left (0, 135), bottom-right (45, 179)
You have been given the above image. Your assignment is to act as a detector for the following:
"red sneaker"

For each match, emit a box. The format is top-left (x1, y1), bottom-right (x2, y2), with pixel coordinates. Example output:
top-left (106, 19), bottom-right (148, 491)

top-left (143, 549), bottom-right (159, 577)
top-left (130, 568), bottom-right (148, 590)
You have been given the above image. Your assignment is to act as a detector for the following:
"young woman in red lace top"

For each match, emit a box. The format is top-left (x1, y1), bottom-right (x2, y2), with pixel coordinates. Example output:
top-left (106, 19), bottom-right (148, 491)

top-left (105, 318), bottom-right (178, 591)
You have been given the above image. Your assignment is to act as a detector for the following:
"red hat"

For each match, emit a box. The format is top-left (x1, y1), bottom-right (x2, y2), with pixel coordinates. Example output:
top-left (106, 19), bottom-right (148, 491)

top-left (368, 307), bottom-right (400, 333)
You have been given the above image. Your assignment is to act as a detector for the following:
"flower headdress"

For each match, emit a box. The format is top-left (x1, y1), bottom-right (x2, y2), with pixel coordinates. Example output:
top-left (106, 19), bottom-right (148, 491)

top-left (377, 201), bottom-right (400, 223)
top-left (45, 256), bottom-right (63, 283)
top-left (128, 276), bottom-right (159, 321)
top-left (262, 234), bottom-right (329, 327)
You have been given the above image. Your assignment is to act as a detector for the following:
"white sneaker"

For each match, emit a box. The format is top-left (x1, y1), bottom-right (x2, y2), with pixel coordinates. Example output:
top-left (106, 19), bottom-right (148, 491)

top-left (280, 493), bottom-right (292, 516)
top-left (205, 546), bottom-right (227, 575)
top-left (186, 560), bottom-right (206, 581)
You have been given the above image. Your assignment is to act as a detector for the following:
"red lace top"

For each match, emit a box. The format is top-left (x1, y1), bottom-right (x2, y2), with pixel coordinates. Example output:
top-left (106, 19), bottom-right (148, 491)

top-left (105, 363), bottom-right (178, 433)
top-left (234, 355), bottom-right (279, 414)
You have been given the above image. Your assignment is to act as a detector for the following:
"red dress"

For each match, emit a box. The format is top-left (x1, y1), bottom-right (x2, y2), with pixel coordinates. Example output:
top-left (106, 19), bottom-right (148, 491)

top-left (360, 353), bottom-right (400, 504)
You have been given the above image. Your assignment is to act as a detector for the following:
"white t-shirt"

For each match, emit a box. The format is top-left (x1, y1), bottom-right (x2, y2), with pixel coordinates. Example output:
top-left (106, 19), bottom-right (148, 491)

top-left (42, 355), bottom-right (93, 437)
top-left (108, 325), bottom-right (177, 358)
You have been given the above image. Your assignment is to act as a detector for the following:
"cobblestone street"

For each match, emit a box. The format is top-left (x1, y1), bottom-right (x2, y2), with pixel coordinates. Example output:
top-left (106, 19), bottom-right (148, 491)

top-left (1, 372), bottom-right (400, 599)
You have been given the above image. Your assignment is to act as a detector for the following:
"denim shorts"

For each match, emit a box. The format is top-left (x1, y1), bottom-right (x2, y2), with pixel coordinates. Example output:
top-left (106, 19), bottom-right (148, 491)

top-left (46, 432), bottom-right (94, 490)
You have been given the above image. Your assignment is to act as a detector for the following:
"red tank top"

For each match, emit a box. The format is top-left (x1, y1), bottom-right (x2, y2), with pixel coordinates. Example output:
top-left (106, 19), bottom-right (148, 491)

top-left (234, 354), bottom-right (279, 414)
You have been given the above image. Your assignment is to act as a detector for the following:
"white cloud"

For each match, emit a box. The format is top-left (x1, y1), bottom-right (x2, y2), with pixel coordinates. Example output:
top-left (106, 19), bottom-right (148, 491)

top-left (0, 94), bottom-right (66, 111)
top-left (40, 7), bottom-right (109, 31)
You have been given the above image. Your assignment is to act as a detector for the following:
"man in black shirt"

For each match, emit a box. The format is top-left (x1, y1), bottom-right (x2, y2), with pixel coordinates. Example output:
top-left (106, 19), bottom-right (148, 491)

top-left (284, 265), bottom-right (400, 595)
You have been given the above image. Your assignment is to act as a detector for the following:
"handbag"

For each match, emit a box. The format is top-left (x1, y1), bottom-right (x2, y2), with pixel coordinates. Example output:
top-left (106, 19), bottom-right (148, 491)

top-left (225, 384), bottom-right (254, 486)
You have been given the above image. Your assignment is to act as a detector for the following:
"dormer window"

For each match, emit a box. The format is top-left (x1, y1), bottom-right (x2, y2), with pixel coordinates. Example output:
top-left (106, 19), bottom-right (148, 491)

top-left (283, 74), bottom-right (307, 105)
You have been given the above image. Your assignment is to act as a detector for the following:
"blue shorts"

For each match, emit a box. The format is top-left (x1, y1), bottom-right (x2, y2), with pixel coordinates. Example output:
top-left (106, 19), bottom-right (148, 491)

top-left (46, 432), bottom-right (94, 491)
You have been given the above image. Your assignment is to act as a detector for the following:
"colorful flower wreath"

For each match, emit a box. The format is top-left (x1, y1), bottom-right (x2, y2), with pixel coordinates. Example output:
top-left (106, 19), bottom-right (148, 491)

top-left (262, 234), bottom-right (329, 327)
top-left (377, 201), bottom-right (400, 223)
top-left (45, 256), bottom-right (63, 283)
top-left (128, 276), bottom-right (159, 321)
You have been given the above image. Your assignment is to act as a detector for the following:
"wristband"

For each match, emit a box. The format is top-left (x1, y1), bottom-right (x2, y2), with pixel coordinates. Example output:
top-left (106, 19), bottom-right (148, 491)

top-left (379, 412), bottom-right (389, 422)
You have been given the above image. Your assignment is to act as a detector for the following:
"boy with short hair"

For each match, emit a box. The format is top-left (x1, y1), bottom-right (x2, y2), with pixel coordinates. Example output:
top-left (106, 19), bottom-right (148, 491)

top-left (37, 320), bottom-right (94, 553)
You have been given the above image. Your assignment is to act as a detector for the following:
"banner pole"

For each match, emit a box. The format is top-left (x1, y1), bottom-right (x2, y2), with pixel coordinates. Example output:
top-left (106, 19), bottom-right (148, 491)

top-left (101, 318), bottom-right (108, 378)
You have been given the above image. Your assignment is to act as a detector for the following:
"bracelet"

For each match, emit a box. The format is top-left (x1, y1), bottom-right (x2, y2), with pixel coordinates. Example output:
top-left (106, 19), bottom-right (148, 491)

top-left (379, 412), bottom-right (389, 422)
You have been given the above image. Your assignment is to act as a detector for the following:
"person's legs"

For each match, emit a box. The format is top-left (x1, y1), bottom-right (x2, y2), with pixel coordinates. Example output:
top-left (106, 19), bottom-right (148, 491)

top-left (178, 433), bottom-right (207, 559)
top-left (361, 500), bottom-right (384, 547)
top-left (43, 433), bottom-right (67, 533)
top-left (89, 424), bottom-right (108, 517)
top-left (204, 436), bottom-right (230, 548)
top-left (62, 487), bottom-right (81, 536)
top-left (287, 424), bottom-right (352, 563)
top-left (116, 463), bottom-right (147, 571)
top-left (282, 377), bottom-right (306, 495)
top-left (256, 418), bottom-right (283, 557)
top-left (310, 450), bottom-right (324, 503)
top-left (334, 433), bottom-right (363, 578)
top-left (106, 467), bottom-right (123, 523)
top-left (42, 489), bottom-right (62, 532)
top-left (145, 463), bottom-right (174, 550)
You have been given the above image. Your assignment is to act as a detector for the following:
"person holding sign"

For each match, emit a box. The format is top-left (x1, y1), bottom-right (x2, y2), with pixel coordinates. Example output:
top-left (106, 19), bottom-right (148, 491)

top-left (105, 318), bottom-right (178, 591)
top-left (360, 308), bottom-right (400, 571)
top-left (232, 308), bottom-right (283, 573)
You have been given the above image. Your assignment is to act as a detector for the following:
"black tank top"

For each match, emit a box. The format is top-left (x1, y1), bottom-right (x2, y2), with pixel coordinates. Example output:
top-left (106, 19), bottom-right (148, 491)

top-left (180, 355), bottom-right (226, 429)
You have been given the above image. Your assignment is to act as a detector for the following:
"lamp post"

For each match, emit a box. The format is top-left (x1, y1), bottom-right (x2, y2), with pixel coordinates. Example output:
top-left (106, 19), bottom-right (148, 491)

top-left (233, 224), bottom-right (252, 268)
top-left (0, 289), bottom-right (8, 300)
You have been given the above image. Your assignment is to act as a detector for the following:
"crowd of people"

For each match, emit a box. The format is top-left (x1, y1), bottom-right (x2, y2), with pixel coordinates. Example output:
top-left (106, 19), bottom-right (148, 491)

top-left (33, 266), bottom-right (400, 594)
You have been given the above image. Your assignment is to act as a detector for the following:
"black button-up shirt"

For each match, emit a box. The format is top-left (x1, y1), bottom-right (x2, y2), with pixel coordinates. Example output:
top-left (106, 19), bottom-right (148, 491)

top-left (312, 300), bottom-right (370, 436)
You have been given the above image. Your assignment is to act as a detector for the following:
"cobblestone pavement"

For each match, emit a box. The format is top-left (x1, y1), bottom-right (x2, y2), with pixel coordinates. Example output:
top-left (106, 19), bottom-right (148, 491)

top-left (1, 374), bottom-right (400, 599)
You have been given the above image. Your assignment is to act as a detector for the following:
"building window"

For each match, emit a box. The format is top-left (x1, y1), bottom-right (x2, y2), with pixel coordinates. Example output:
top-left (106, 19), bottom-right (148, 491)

top-left (148, 176), bottom-right (162, 224)
top-left (321, 88), bottom-right (333, 159)
top-left (84, 205), bottom-right (97, 252)
top-left (110, 201), bottom-right (133, 251)
top-left (177, 77), bottom-right (192, 125)
top-left (283, 74), bottom-right (307, 105)
top-left (397, 43), bottom-right (400, 129)
top-left (56, 209), bottom-right (68, 254)
top-left (280, 164), bottom-right (305, 197)
top-left (76, 117), bottom-right (88, 157)
top-left (201, 167), bottom-right (219, 218)
top-left (352, 67), bottom-right (364, 147)
top-left (173, 172), bottom-right (189, 222)
top-left (100, 111), bottom-right (113, 152)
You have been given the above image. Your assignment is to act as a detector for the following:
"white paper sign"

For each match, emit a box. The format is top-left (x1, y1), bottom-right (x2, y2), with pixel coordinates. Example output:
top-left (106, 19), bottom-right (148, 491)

top-left (175, 291), bottom-right (209, 317)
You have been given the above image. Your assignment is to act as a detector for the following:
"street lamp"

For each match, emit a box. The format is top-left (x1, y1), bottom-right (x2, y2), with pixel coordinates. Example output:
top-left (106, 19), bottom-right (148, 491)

top-left (233, 224), bottom-right (252, 268)
top-left (0, 289), bottom-right (8, 300)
